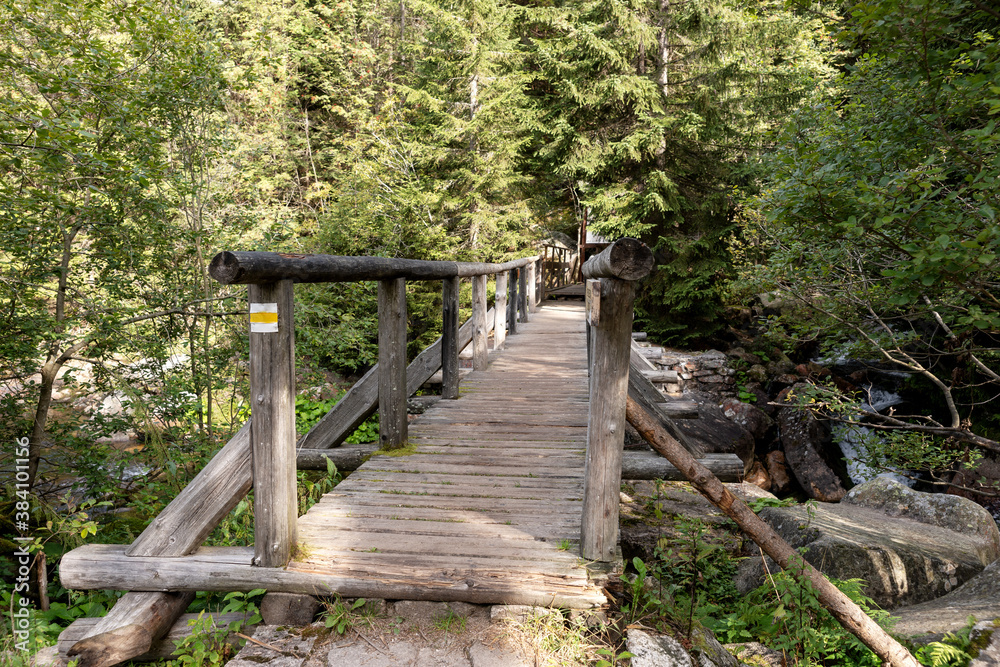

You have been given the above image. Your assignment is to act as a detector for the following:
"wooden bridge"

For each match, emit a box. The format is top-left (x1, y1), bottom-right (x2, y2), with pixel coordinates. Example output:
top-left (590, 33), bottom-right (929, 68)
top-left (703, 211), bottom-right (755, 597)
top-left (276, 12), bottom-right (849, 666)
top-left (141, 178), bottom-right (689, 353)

top-left (57, 240), bottom-right (730, 667)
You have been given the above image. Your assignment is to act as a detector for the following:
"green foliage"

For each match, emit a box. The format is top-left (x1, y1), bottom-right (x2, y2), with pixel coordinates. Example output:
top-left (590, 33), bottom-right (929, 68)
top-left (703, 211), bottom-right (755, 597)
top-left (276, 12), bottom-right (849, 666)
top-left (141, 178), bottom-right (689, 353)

top-left (170, 610), bottom-right (241, 667)
top-left (717, 559), bottom-right (888, 666)
top-left (522, 0), bottom-right (834, 342)
top-left (731, 0), bottom-right (1000, 449)
top-left (433, 609), bottom-right (467, 634)
top-left (295, 393), bottom-right (379, 443)
top-left (321, 596), bottom-right (368, 635)
top-left (914, 618), bottom-right (978, 667)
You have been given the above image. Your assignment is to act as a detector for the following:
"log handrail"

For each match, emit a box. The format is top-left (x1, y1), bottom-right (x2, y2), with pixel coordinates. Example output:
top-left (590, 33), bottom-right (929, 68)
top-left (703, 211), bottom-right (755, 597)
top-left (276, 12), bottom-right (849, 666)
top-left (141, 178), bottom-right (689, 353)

top-left (209, 250), bottom-right (540, 285)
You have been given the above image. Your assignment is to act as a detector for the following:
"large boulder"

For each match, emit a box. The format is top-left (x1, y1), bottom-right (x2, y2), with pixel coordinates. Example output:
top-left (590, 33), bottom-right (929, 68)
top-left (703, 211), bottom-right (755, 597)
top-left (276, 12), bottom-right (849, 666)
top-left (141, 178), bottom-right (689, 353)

top-left (676, 391), bottom-right (755, 464)
top-left (735, 479), bottom-right (1000, 609)
top-left (776, 384), bottom-right (847, 502)
top-left (890, 560), bottom-right (1000, 639)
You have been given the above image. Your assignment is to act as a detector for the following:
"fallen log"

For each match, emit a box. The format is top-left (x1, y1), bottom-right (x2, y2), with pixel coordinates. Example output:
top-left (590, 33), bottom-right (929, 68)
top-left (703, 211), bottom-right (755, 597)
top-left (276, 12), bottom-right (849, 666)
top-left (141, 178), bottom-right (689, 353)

top-left (59, 612), bottom-right (252, 662)
top-left (66, 592), bottom-right (194, 667)
top-left (625, 395), bottom-right (920, 667)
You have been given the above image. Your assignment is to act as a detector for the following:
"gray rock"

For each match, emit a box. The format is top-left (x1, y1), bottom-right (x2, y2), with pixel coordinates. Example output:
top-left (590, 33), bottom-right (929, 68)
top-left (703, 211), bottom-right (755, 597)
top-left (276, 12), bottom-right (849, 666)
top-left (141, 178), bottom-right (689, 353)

top-left (229, 626), bottom-right (316, 667)
top-left (489, 605), bottom-right (558, 623)
top-left (891, 559), bottom-right (1000, 638)
top-left (688, 624), bottom-right (737, 667)
top-left (261, 592), bottom-right (320, 626)
top-left (734, 492), bottom-right (999, 609)
top-left (720, 398), bottom-right (773, 442)
top-left (676, 392), bottom-right (756, 463)
top-left (416, 646), bottom-right (472, 666)
top-left (844, 477), bottom-right (1000, 557)
top-left (392, 600), bottom-right (452, 622)
top-left (776, 385), bottom-right (846, 502)
top-left (467, 641), bottom-right (532, 667)
top-left (326, 638), bottom-right (420, 666)
top-left (723, 642), bottom-right (784, 667)
top-left (970, 621), bottom-right (1000, 667)
top-left (627, 629), bottom-right (693, 667)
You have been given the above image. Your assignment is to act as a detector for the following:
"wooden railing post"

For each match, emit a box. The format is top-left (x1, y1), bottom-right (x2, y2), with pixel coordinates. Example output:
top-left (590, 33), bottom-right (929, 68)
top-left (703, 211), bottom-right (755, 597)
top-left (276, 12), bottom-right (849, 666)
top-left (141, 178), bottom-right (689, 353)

top-left (472, 274), bottom-right (489, 370)
top-left (378, 278), bottom-right (407, 449)
top-left (249, 280), bottom-right (297, 568)
top-left (527, 260), bottom-right (537, 313)
top-left (442, 277), bottom-right (460, 399)
top-left (580, 239), bottom-right (653, 562)
top-left (494, 272), bottom-right (508, 351)
top-left (508, 268), bottom-right (518, 335)
top-left (517, 265), bottom-right (528, 323)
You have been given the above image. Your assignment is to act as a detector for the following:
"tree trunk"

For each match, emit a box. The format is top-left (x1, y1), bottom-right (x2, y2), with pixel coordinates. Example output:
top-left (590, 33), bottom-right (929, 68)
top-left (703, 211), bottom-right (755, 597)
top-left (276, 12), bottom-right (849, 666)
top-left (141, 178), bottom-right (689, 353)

top-left (27, 360), bottom-right (59, 491)
top-left (625, 396), bottom-right (920, 667)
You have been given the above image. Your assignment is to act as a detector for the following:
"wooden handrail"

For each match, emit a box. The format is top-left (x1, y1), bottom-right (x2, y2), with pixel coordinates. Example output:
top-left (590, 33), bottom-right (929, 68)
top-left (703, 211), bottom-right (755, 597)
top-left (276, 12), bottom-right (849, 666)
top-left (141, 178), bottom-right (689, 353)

top-left (209, 251), bottom-right (540, 285)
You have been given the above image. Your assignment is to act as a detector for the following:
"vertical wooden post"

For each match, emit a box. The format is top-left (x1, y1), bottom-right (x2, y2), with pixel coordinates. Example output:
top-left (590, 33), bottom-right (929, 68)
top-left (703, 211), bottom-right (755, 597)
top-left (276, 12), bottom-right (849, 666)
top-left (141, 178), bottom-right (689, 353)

top-left (249, 280), bottom-right (296, 568)
top-left (538, 257), bottom-right (547, 304)
top-left (527, 260), bottom-right (537, 313)
top-left (494, 272), bottom-right (508, 351)
top-left (508, 268), bottom-right (518, 335)
top-left (581, 277), bottom-right (635, 562)
top-left (471, 274), bottom-right (488, 370)
top-left (518, 265), bottom-right (528, 323)
top-left (378, 278), bottom-right (407, 449)
top-left (442, 276), bottom-right (460, 399)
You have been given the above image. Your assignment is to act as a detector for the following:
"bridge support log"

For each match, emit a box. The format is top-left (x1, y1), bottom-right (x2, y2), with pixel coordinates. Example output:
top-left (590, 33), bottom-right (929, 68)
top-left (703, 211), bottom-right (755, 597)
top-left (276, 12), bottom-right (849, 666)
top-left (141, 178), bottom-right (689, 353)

top-left (472, 274), bottom-right (489, 371)
top-left (378, 278), bottom-right (408, 449)
top-left (442, 277), bottom-right (460, 399)
top-left (249, 280), bottom-right (297, 568)
top-left (494, 272), bottom-right (508, 351)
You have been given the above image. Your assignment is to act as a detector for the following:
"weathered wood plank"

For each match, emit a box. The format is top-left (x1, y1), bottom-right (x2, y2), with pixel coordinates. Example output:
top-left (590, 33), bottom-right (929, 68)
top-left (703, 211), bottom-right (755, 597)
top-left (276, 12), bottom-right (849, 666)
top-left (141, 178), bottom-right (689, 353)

top-left (249, 280), bottom-right (297, 568)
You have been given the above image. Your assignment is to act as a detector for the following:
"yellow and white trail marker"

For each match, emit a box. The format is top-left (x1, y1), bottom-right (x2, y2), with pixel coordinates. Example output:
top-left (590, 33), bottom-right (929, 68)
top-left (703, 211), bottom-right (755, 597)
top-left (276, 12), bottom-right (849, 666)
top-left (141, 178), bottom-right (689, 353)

top-left (249, 303), bottom-right (279, 333)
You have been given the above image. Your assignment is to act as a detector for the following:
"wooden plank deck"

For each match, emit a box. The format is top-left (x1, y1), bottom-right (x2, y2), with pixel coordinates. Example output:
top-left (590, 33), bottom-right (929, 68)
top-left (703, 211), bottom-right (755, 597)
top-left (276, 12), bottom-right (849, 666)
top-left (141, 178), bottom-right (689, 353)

top-left (287, 302), bottom-right (606, 608)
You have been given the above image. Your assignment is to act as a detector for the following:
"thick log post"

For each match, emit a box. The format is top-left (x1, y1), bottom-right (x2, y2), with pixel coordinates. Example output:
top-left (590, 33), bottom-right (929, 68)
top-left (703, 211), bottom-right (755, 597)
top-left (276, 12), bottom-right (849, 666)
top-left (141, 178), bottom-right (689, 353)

top-left (378, 278), bottom-right (408, 449)
top-left (442, 277), bottom-right (460, 399)
top-left (580, 278), bottom-right (635, 561)
top-left (527, 261), bottom-right (537, 313)
top-left (494, 272), bottom-right (508, 351)
top-left (537, 257), bottom-right (546, 303)
top-left (471, 274), bottom-right (488, 370)
top-left (580, 238), bottom-right (653, 562)
top-left (508, 268), bottom-right (518, 335)
top-left (249, 280), bottom-right (297, 568)
top-left (517, 264), bottom-right (528, 323)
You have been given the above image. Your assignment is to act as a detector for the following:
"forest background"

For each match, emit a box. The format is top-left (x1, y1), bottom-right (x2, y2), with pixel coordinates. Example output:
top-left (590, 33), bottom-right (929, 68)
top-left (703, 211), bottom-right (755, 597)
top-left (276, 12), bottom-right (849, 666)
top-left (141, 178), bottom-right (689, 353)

top-left (1, 0), bottom-right (999, 660)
